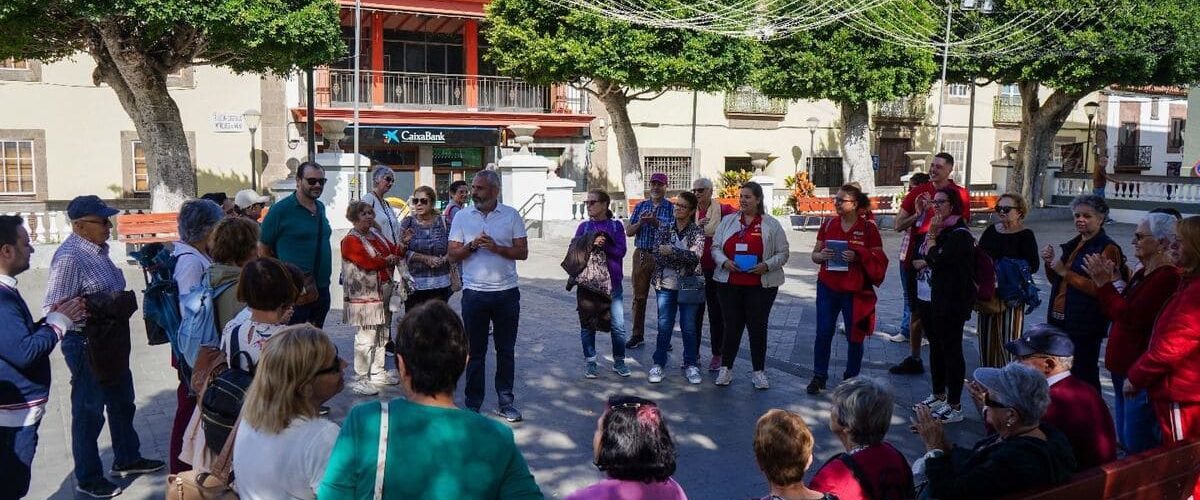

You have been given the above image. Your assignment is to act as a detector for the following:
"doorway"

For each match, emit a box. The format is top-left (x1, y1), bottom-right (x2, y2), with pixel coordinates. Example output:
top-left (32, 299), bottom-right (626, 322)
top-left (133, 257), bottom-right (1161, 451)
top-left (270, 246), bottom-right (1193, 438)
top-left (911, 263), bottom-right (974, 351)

top-left (876, 138), bottom-right (911, 186)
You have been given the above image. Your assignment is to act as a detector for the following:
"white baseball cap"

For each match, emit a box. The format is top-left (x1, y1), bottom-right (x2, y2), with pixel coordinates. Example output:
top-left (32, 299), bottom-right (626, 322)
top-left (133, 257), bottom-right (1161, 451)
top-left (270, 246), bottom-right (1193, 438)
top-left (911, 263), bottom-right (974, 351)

top-left (234, 189), bottom-right (270, 209)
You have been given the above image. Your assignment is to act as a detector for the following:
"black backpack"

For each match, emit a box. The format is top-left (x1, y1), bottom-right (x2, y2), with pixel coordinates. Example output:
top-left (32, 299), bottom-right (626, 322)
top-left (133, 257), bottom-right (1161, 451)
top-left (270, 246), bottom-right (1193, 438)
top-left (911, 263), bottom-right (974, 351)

top-left (200, 324), bottom-right (255, 455)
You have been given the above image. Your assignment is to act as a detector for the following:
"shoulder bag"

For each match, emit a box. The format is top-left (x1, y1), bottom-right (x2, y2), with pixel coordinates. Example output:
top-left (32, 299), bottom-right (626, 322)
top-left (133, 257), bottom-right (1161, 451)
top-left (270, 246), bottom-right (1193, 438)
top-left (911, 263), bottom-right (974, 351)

top-left (295, 207), bottom-right (321, 306)
top-left (166, 416), bottom-right (241, 499)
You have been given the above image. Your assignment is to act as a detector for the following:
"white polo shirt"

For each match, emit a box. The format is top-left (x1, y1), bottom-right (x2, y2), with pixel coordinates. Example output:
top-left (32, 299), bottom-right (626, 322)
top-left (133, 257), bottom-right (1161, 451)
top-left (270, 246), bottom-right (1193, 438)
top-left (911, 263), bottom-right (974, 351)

top-left (449, 203), bottom-right (527, 292)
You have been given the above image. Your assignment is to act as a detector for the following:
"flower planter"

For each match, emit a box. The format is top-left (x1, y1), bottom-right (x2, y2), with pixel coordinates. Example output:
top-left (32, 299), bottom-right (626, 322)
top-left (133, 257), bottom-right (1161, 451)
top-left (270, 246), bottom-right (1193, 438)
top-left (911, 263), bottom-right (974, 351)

top-left (716, 198), bottom-right (738, 210)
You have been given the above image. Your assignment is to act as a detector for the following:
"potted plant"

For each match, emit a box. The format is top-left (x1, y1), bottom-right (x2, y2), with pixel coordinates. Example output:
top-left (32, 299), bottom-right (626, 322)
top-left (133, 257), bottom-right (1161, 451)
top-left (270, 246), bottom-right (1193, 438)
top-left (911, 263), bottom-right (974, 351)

top-left (717, 170), bottom-right (753, 208)
top-left (789, 171), bottom-right (817, 213)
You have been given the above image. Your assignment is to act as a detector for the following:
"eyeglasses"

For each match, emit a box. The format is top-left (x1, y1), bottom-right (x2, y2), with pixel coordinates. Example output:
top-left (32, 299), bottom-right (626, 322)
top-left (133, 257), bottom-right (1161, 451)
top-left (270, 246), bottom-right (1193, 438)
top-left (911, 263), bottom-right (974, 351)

top-left (382, 177), bottom-right (394, 183)
top-left (836, 198), bottom-right (855, 205)
top-left (1133, 232), bottom-right (1152, 241)
top-left (585, 200), bottom-right (604, 206)
top-left (675, 204), bottom-right (695, 211)
top-left (930, 199), bottom-right (949, 205)
top-left (411, 198), bottom-right (430, 205)
top-left (691, 188), bottom-right (708, 193)
top-left (77, 218), bottom-right (113, 227)
top-left (304, 177), bottom-right (328, 186)
top-left (995, 206), bottom-right (1017, 214)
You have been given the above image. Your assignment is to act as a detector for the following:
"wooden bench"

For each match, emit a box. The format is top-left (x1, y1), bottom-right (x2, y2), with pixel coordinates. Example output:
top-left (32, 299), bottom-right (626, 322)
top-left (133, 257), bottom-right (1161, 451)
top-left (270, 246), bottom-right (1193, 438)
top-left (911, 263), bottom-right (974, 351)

top-left (793, 196), bottom-right (899, 231)
top-left (1003, 439), bottom-right (1200, 500)
top-left (115, 212), bottom-right (179, 246)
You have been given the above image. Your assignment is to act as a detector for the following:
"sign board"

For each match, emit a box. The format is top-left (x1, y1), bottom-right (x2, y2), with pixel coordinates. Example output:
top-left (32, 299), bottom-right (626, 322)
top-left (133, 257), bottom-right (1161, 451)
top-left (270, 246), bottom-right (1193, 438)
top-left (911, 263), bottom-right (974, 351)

top-left (352, 126), bottom-right (500, 147)
top-left (210, 113), bottom-right (245, 133)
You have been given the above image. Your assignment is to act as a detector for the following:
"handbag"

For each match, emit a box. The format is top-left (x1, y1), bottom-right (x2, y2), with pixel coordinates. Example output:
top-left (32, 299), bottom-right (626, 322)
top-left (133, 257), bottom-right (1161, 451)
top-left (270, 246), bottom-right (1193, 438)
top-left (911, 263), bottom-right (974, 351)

top-left (295, 209), bottom-right (322, 306)
top-left (374, 401), bottom-right (389, 500)
top-left (166, 415), bottom-right (241, 499)
top-left (440, 217), bottom-right (462, 294)
top-left (678, 275), bottom-right (706, 304)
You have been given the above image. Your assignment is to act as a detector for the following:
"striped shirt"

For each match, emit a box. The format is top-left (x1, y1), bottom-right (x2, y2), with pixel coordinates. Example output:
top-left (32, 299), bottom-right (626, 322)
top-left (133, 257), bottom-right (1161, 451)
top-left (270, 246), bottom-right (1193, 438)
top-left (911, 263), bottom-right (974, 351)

top-left (44, 234), bottom-right (126, 322)
top-left (630, 199), bottom-right (674, 250)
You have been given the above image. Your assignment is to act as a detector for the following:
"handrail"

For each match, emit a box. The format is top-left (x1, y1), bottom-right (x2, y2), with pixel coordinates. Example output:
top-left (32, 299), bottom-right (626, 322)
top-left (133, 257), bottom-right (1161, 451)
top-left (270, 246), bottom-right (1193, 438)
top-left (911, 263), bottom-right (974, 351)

top-left (516, 192), bottom-right (546, 238)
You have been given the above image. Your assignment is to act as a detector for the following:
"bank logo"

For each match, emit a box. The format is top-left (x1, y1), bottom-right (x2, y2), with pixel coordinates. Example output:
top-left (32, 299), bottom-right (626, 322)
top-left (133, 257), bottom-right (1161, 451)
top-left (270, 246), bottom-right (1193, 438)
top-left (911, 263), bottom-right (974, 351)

top-left (383, 130), bottom-right (400, 144)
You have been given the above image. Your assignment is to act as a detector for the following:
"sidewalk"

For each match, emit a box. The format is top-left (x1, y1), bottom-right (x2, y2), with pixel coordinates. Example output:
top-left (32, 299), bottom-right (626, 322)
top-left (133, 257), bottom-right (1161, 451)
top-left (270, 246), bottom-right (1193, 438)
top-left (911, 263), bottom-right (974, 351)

top-left (22, 217), bottom-right (1129, 499)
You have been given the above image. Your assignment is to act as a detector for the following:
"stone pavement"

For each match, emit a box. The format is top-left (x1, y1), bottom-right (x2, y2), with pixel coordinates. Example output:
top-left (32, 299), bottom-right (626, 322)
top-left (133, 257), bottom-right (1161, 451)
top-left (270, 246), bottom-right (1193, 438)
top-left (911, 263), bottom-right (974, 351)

top-left (22, 216), bottom-right (1134, 499)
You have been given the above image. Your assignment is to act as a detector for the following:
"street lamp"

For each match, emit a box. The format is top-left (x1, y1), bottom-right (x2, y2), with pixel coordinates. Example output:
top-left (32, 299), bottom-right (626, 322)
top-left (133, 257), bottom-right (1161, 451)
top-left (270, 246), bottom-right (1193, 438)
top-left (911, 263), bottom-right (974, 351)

top-left (806, 117), bottom-right (819, 175)
top-left (243, 109), bottom-right (262, 191)
top-left (1084, 101), bottom-right (1099, 173)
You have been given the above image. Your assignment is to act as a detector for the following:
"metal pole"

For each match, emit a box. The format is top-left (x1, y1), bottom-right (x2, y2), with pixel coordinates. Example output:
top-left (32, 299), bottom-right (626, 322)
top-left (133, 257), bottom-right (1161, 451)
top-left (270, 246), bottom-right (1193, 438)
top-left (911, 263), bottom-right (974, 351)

top-left (689, 91), bottom-right (698, 180)
top-left (249, 129), bottom-right (258, 191)
top-left (352, 0), bottom-right (362, 201)
top-left (964, 82), bottom-right (976, 192)
top-left (306, 67), bottom-right (316, 160)
top-left (808, 131), bottom-right (815, 175)
top-left (934, 0), bottom-right (953, 152)
top-left (1085, 116), bottom-right (1095, 173)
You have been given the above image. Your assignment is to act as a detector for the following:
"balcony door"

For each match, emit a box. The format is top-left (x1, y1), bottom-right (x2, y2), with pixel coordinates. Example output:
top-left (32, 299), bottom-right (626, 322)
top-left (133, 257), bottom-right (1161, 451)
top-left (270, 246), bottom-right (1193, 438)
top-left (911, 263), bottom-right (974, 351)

top-left (876, 138), bottom-right (911, 186)
top-left (1117, 122), bottom-right (1139, 168)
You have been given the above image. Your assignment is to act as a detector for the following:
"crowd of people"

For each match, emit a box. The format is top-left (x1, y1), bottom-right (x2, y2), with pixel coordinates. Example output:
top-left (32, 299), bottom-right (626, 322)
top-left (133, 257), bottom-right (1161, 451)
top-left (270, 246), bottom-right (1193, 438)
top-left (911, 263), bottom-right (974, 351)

top-left (2, 150), bottom-right (1199, 499)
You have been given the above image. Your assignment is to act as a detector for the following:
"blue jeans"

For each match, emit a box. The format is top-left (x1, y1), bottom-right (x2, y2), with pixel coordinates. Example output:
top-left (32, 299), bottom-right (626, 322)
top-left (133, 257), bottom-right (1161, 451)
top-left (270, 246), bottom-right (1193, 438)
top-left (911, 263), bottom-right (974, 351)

top-left (814, 281), bottom-right (864, 379)
top-left (899, 266), bottom-right (912, 337)
top-left (461, 288), bottom-right (520, 410)
top-left (581, 286), bottom-right (628, 361)
top-left (652, 288), bottom-right (701, 368)
top-left (1110, 372), bottom-right (1162, 453)
top-left (61, 333), bottom-right (143, 484)
top-left (0, 423), bottom-right (39, 498)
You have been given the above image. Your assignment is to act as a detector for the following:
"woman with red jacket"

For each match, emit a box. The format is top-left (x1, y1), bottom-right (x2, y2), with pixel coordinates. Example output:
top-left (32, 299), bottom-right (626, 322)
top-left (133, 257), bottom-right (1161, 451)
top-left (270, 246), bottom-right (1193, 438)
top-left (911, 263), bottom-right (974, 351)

top-left (1083, 212), bottom-right (1180, 453)
top-left (811, 377), bottom-right (914, 499)
top-left (340, 201), bottom-right (400, 396)
top-left (1126, 215), bottom-right (1200, 500)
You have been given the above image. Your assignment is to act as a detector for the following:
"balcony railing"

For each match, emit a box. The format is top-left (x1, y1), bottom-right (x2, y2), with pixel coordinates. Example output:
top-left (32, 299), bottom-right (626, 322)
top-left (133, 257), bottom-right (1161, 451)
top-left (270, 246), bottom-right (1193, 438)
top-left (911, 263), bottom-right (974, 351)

top-left (327, 70), bottom-right (554, 113)
top-left (874, 95), bottom-right (927, 122)
top-left (993, 95), bottom-right (1022, 124)
top-left (1114, 145), bottom-right (1152, 170)
top-left (724, 88), bottom-right (788, 116)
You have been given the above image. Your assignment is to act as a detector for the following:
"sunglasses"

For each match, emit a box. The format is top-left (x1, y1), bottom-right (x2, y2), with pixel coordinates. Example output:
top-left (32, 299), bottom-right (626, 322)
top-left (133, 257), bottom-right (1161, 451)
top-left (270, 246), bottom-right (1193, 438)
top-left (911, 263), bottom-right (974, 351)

top-left (995, 206), bottom-right (1017, 214)
top-left (411, 198), bottom-right (430, 205)
top-left (836, 198), bottom-right (855, 205)
top-left (314, 347), bottom-right (342, 376)
top-left (304, 177), bottom-right (328, 186)
top-left (691, 188), bottom-right (708, 193)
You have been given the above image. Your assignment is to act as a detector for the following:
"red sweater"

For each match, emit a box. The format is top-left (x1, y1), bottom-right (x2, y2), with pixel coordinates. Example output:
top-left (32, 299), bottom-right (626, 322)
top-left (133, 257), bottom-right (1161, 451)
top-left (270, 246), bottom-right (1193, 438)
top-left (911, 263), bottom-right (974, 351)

top-left (1129, 274), bottom-right (1200, 402)
top-left (1044, 374), bottom-right (1118, 470)
top-left (810, 443), bottom-right (913, 500)
top-left (340, 231), bottom-right (396, 282)
top-left (1096, 266), bottom-right (1181, 376)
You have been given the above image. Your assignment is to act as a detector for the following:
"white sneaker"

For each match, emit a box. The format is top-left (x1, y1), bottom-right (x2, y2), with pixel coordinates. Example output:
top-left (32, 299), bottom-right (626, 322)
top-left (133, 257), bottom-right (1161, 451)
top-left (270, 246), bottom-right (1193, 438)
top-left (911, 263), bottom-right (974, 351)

top-left (751, 371), bottom-right (770, 390)
top-left (648, 365), bottom-right (664, 383)
top-left (715, 367), bottom-right (732, 386)
top-left (349, 379), bottom-right (379, 396)
top-left (371, 369), bottom-right (401, 386)
top-left (886, 333), bottom-right (909, 343)
top-left (685, 366), bottom-right (702, 385)
top-left (935, 405), bottom-right (964, 423)
top-left (915, 394), bottom-right (946, 410)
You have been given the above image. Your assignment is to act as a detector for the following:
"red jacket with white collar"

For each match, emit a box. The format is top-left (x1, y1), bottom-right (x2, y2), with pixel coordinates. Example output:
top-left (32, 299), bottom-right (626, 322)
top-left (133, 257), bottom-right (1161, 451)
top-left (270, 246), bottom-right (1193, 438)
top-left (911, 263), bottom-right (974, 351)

top-left (1128, 274), bottom-right (1200, 402)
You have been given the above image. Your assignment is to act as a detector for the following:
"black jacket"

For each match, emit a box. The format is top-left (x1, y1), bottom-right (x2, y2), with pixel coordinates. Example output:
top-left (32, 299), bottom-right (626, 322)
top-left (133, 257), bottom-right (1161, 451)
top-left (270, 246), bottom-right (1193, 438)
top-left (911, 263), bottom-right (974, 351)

top-left (924, 220), bottom-right (976, 321)
top-left (82, 290), bottom-right (138, 385)
top-left (925, 425), bottom-right (1076, 499)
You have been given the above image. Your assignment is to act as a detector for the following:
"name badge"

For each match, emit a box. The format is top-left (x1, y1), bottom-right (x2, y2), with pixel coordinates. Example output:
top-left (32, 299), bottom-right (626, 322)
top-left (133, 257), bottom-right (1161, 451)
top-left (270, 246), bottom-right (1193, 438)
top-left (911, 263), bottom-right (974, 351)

top-left (735, 243), bottom-right (749, 252)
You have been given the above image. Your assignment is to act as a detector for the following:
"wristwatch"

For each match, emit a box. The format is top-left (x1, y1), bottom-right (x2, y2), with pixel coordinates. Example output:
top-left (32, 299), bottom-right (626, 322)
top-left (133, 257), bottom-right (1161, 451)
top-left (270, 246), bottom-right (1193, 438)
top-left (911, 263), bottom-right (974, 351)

top-left (923, 449), bottom-right (945, 460)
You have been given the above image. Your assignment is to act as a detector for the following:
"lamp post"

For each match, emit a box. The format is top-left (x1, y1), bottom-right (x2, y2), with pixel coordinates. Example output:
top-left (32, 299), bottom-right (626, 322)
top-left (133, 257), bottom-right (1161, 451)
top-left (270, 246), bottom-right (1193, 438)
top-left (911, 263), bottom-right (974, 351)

top-left (934, 0), bottom-right (994, 151)
top-left (243, 109), bottom-right (262, 191)
top-left (806, 117), bottom-right (819, 176)
top-left (1084, 101), bottom-right (1099, 173)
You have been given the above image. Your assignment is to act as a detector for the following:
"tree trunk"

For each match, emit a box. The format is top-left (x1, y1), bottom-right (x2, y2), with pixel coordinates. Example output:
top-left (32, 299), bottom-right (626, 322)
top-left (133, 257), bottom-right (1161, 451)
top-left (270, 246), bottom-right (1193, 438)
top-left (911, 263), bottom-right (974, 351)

top-left (1011, 82), bottom-right (1081, 206)
top-left (840, 101), bottom-right (875, 193)
top-left (89, 23), bottom-right (195, 211)
top-left (594, 80), bottom-right (644, 200)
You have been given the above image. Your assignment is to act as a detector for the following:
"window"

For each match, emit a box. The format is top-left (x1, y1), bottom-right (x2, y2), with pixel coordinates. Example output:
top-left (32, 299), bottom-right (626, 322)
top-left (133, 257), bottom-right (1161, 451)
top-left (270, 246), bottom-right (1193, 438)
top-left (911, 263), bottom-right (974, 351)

top-left (1151, 98), bottom-right (1160, 121)
top-left (999, 84), bottom-right (1020, 97)
top-left (0, 58), bottom-right (29, 70)
top-left (1169, 118), bottom-right (1186, 153)
top-left (948, 84), bottom-right (970, 98)
top-left (0, 140), bottom-right (35, 195)
top-left (943, 140), bottom-right (966, 166)
top-left (1167, 161), bottom-right (1182, 177)
top-left (131, 141), bottom-right (149, 193)
top-left (642, 156), bottom-right (691, 191)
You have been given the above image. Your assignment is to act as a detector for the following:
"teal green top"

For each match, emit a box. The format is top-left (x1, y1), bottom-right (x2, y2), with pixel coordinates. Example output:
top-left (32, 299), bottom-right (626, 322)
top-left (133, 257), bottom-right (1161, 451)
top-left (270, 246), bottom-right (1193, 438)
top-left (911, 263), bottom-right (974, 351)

top-left (318, 398), bottom-right (544, 500)
top-left (259, 193), bottom-right (333, 288)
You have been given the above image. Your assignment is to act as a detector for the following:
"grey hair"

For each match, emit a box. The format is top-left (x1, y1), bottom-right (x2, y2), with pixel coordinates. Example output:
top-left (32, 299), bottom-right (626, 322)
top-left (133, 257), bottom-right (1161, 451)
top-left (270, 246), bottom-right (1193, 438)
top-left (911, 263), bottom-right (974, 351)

top-left (1070, 194), bottom-right (1110, 216)
top-left (693, 177), bottom-right (714, 190)
top-left (978, 363), bottom-right (1051, 427)
top-left (1047, 355), bottom-right (1074, 370)
top-left (474, 169), bottom-right (501, 188)
top-left (1142, 212), bottom-right (1179, 243)
top-left (178, 199), bottom-right (225, 245)
top-left (830, 377), bottom-right (895, 446)
top-left (370, 165), bottom-right (392, 183)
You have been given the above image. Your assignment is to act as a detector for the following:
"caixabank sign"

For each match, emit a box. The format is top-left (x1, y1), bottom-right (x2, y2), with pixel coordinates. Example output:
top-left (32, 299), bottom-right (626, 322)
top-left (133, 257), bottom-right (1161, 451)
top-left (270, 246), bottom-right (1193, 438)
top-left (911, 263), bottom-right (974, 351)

top-left (349, 126), bottom-right (501, 147)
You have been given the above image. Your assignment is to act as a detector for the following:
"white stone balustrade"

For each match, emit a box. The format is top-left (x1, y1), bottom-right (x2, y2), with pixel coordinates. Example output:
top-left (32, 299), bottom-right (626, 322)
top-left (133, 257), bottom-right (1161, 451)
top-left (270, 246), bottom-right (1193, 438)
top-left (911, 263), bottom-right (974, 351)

top-left (1054, 175), bottom-right (1094, 198)
top-left (3, 211), bottom-right (71, 244)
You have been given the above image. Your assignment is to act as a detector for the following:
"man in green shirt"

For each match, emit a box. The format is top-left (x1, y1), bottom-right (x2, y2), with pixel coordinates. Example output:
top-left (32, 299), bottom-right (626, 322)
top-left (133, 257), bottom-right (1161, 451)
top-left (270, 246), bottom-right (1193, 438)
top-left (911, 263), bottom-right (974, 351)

top-left (259, 161), bottom-right (333, 327)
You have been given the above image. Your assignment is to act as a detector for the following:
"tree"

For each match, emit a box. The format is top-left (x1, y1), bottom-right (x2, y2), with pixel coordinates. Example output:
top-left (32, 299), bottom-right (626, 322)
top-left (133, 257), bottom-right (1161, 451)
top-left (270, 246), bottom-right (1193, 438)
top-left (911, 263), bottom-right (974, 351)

top-left (0, 0), bottom-right (345, 210)
top-left (485, 0), bottom-right (758, 197)
top-left (754, 16), bottom-right (939, 193)
top-left (950, 0), bottom-right (1200, 202)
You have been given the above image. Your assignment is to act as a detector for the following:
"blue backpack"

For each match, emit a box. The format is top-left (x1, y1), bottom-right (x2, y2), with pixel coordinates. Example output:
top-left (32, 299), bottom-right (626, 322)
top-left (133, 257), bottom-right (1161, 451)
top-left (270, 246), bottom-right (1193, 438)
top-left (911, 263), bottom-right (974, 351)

top-left (131, 243), bottom-right (186, 348)
top-left (995, 257), bottom-right (1041, 314)
top-left (177, 269), bottom-right (237, 367)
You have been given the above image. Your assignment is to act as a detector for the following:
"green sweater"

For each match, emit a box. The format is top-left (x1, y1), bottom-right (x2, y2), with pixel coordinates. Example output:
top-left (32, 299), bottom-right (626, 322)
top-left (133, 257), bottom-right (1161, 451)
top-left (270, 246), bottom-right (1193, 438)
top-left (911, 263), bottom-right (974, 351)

top-left (318, 398), bottom-right (544, 500)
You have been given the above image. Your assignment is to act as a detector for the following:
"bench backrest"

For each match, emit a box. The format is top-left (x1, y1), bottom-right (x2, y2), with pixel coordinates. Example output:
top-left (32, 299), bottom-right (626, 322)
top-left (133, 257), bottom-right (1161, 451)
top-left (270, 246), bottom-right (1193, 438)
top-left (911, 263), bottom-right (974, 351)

top-left (116, 212), bottom-right (179, 244)
top-left (1008, 439), bottom-right (1200, 500)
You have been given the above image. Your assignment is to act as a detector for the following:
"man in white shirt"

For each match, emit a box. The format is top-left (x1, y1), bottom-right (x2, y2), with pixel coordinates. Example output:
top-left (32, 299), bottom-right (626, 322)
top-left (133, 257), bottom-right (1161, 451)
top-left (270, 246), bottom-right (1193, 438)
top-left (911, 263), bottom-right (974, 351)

top-left (448, 169), bottom-right (529, 422)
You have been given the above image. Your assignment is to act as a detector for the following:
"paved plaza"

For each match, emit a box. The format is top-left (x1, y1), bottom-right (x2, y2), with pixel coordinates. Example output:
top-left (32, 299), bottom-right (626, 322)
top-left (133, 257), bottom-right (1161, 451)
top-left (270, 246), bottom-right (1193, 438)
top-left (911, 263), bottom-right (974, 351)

top-left (21, 215), bottom-right (1133, 499)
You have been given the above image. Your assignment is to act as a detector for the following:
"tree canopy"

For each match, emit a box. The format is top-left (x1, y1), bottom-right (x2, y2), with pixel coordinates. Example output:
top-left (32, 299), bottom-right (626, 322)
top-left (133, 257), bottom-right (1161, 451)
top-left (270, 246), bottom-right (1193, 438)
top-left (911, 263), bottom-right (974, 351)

top-left (0, 0), bottom-right (345, 209)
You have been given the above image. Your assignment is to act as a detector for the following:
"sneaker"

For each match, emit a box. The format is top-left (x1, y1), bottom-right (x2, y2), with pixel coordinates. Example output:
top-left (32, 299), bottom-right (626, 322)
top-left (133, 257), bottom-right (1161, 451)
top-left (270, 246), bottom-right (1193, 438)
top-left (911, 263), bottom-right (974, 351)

top-left (916, 394), bottom-right (943, 408)
top-left (613, 361), bottom-right (632, 378)
top-left (886, 333), bottom-right (909, 343)
top-left (648, 365), bottom-right (665, 383)
top-left (371, 369), bottom-right (401, 386)
top-left (585, 360), bottom-right (599, 379)
top-left (715, 366), bottom-right (733, 386)
top-left (626, 337), bottom-right (644, 349)
top-left (349, 378), bottom-right (379, 396)
top-left (497, 406), bottom-right (523, 423)
top-left (76, 479), bottom-right (122, 498)
top-left (889, 356), bottom-right (925, 375)
top-left (685, 366), bottom-right (702, 384)
top-left (806, 375), bottom-right (828, 395)
top-left (110, 457), bottom-right (165, 478)
top-left (752, 371), bottom-right (770, 390)
top-left (708, 355), bottom-right (723, 372)
top-left (935, 405), bottom-right (964, 423)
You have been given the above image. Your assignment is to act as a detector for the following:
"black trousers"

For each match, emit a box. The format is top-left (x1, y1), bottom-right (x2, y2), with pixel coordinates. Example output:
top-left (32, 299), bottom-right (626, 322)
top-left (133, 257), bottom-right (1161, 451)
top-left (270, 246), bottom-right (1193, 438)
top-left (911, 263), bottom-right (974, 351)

top-left (405, 286), bottom-right (452, 311)
top-left (695, 269), bottom-right (725, 356)
top-left (919, 300), bottom-right (967, 406)
top-left (1049, 318), bottom-right (1105, 392)
top-left (718, 284), bottom-right (779, 371)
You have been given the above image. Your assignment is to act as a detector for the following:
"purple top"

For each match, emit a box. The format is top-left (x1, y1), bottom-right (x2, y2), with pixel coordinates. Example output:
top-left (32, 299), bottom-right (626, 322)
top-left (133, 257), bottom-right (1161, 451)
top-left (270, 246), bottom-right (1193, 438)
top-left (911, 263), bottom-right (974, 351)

top-left (575, 218), bottom-right (627, 292)
top-left (565, 478), bottom-right (688, 500)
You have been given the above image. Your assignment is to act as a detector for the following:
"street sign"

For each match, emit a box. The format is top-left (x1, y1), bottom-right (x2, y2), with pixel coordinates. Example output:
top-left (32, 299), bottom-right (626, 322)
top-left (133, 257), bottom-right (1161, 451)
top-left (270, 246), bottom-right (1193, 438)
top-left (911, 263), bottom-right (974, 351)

top-left (210, 113), bottom-right (245, 133)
